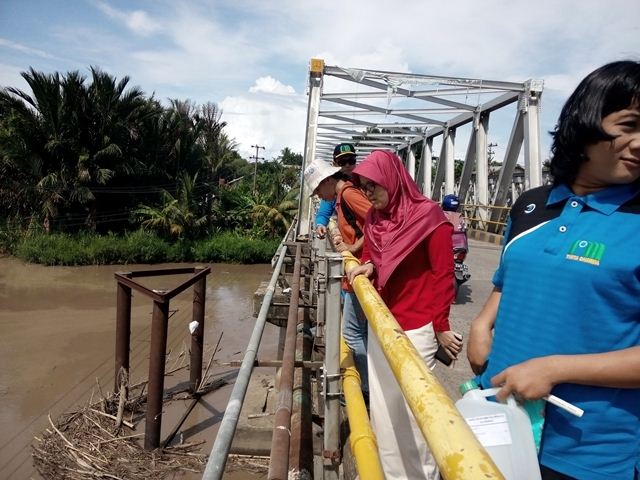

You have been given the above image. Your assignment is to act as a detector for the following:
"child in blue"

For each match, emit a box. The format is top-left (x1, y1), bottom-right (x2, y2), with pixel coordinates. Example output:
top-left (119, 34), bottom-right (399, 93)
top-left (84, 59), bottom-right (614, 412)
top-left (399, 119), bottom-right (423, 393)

top-left (467, 61), bottom-right (640, 480)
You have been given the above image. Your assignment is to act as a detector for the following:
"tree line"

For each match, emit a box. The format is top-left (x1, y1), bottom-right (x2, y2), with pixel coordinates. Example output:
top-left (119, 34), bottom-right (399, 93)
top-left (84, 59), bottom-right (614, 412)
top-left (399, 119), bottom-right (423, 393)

top-left (0, 66), bottom-right (301, 246)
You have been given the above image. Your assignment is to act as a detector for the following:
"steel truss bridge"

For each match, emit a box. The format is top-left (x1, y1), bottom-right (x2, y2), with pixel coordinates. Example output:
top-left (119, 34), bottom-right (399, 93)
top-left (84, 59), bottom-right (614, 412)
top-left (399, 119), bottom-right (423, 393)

top-left (297, 58), bottom-right (545, 235)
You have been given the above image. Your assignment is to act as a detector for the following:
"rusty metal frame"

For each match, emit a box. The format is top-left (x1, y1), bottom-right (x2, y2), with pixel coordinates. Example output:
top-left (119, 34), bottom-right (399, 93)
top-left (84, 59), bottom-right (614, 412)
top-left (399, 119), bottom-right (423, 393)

top-left (113, 266), bottom-right (211, 450)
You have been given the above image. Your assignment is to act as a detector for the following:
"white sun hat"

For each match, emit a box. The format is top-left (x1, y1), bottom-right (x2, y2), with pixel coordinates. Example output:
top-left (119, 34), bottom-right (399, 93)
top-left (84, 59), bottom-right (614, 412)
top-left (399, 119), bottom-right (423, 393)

top-left (303, 162), bottom-right (341, 196)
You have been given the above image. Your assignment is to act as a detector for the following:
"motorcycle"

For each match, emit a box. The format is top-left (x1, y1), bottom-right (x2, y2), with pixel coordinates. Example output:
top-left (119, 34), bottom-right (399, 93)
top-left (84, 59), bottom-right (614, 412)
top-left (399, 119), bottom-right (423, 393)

top-left (444, 209), bottom-right (471, 300)
top-left (452, 228), bottom-right (471, 298)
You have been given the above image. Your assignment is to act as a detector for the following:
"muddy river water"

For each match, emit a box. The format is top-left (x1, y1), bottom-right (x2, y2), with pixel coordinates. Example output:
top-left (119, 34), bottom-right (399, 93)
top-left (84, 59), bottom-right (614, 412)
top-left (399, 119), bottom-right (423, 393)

top-left (0, 256), bottom-right (277, 479)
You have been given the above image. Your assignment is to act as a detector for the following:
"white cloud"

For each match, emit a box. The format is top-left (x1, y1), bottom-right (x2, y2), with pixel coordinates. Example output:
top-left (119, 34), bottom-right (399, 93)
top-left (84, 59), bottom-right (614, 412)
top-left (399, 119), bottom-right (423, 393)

top-left (249, 76), bottom-right (296, 95)
top-left (3, 0), bottom-right (639, 163)
top-left (221, 81), bottom-right (308, 160)
top-left (94, 1), bottom-right (160, 36)
top-left (0, 38), bottom-right (55, 59)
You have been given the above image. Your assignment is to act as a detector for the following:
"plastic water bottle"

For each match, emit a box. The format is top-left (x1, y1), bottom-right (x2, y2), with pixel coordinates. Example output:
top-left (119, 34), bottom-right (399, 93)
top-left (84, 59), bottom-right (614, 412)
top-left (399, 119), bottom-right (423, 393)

top-left (455, 380), bottom-right (542, 480)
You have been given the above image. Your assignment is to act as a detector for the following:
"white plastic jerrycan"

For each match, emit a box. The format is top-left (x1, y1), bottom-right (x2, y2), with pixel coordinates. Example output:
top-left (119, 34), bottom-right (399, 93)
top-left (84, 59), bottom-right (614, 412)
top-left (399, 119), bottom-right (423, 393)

top-left (455, 381), bottom-right (541, 480)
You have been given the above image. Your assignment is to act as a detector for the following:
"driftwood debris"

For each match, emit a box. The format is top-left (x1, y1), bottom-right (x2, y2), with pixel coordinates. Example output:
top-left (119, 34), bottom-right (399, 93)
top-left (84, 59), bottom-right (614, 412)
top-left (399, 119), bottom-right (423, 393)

top-left (32, 380), bottom-right (207, 479)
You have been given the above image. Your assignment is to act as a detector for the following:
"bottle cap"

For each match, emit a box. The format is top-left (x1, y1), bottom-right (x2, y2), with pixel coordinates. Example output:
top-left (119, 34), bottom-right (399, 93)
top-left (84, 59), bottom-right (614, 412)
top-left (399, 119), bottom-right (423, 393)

top-left (459, 379), bottom-right (479, 396)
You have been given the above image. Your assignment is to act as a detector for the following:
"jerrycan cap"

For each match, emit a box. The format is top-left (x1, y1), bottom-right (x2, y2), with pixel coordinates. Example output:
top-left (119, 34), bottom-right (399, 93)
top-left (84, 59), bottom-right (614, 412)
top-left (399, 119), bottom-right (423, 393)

top-left (459, 379), bottom-right (480, 396)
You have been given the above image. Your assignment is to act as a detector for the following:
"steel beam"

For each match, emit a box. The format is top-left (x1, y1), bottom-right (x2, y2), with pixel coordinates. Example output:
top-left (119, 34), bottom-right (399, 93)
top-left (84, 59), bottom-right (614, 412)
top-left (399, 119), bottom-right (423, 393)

top-left (490, 104), bottom-right (524, 231)
top-left (523, 80), bottom-right (544, 190)
top-left (298, 61), bottom-right (323, 238)
top-left (421, 137), bottom-right (433, 198)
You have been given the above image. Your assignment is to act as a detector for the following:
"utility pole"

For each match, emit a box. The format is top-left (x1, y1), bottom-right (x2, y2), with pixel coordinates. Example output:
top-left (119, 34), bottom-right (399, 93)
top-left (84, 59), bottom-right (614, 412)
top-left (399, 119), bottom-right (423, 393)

top-left (250, 144), bottom-right (265, 195)
top-left (488, 142), bottom-right (498, 164)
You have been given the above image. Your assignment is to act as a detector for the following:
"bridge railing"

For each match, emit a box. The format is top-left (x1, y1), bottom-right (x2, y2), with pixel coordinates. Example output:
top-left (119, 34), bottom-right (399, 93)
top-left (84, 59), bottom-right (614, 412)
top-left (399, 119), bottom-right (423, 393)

top-left (461, 202), bottom-right (510, 235)
top-left (341, 252), bottom-right (505, 480)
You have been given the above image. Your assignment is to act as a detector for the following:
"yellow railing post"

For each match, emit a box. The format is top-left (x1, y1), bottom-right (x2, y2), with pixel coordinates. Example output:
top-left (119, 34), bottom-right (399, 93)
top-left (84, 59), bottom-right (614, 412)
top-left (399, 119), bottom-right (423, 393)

top-left (342, 253), bottom-right (504, 480)
top-left (340, 337), bottom-right (385, 480)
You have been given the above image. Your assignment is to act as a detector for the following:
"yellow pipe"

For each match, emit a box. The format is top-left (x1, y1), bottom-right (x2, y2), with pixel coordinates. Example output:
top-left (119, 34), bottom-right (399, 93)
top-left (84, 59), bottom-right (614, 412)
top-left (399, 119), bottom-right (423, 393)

top-left (340, 337), bottom-right (385, 480)
top-left (343, 253), bottom-right (505, 480)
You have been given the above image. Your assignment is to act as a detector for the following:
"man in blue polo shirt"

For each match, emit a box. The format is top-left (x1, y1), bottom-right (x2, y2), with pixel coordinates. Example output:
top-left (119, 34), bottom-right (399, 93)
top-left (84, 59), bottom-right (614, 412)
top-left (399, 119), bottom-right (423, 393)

top-left (467, 61), bottom-right (640, 480)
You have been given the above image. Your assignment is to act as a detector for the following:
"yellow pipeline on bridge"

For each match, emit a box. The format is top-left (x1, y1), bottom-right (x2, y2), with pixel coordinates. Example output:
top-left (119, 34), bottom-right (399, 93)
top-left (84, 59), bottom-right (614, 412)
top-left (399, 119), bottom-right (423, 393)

top-left (340, 337), bottom-right (384, 480)
top-left (342, 252), bottom-right (505, 480)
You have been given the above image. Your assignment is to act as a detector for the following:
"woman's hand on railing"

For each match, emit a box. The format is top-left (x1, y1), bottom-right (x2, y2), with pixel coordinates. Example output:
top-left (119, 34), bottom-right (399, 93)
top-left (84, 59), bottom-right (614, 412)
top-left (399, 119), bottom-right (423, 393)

top-left (347, 262), bottom-right (374, 284)
top-left (435, 330), bottom-right (463, 360)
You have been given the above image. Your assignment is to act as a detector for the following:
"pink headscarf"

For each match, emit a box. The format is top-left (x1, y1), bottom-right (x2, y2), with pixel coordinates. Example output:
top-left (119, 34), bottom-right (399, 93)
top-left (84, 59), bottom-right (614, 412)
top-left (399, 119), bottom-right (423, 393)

top-left (353, 150), bottom-right (448, 290)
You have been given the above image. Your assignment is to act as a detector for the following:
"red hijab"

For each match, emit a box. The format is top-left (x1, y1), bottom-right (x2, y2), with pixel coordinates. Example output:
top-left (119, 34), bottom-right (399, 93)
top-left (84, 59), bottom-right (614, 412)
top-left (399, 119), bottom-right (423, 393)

top-left (352, 150), bottom-right (448, 290)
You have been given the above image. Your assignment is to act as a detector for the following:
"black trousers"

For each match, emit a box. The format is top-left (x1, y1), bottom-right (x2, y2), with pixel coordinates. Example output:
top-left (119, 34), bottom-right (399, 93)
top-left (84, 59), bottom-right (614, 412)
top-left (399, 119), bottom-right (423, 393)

top-left (541, 465), bottom-right (639, 480)
top-left (540, 466), bottom-right (576, 480)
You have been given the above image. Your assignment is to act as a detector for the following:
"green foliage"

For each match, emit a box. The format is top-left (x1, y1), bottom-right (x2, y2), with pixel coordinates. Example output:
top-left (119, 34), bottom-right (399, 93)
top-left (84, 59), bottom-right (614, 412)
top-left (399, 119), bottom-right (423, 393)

top-left (134, 171), bottom-right (208, 239)
top-left (192, 232), bottom-right (279, 263)
top-left (12, 230), bottom-right (277, 265)
top-left (1, 67), bottom-right (302, 263)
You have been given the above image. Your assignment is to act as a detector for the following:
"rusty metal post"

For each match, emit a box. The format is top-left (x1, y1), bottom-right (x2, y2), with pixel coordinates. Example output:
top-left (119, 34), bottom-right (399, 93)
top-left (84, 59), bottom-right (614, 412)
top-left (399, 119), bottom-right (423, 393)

top-left (115, 278), bottom-right (132, 393)
top-left (144, 298), bottom-right (170, 450)
top-left (190, 267), bottom-right (206, 392)
top-left (268, 245), bottom-right (302, 480)
top-left (288, 264), bottom-right (314, 479)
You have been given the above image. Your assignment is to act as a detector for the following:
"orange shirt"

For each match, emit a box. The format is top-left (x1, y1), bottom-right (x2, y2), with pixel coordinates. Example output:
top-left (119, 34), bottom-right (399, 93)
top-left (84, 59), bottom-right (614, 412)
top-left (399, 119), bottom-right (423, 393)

top-left (336, 182), bottom-right (371, 254)
top-left (336, 182), bottom-right (371, 290)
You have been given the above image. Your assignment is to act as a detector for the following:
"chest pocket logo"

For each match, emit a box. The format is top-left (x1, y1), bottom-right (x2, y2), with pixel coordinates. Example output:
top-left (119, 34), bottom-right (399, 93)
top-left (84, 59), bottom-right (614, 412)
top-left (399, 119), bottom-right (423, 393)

top-left (566, 239), bottom-right (606, 266)
top-left (524, 203), bottom-right (536, 214)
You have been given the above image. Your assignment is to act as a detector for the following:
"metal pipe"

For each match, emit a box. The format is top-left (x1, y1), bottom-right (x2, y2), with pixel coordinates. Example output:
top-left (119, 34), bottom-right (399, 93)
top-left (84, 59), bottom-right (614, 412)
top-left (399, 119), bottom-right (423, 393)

top-left (202, 244), bottom-right (288, 480)
top-left (268, 245), bottom-right (302, 480)
top-left (340, 337), bottom-right (384, 480)
top-left (144, 298), bottom-right (170, 450)
top-left (288, 265), bottom-right (313, 479)
top-left (342, 253), bottom-right (505, 480)
top-left (323, 253), bottom-right (343, 479)
top-left (114, 279), bottom-right (132, 393)
top-left (190, 267), bottom-right (206, 392)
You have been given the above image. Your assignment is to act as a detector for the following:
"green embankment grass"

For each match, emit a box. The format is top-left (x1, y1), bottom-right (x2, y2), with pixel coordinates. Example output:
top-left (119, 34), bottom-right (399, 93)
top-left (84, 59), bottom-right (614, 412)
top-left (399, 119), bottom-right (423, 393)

top-left (12, 230), bottom-right (280, 266)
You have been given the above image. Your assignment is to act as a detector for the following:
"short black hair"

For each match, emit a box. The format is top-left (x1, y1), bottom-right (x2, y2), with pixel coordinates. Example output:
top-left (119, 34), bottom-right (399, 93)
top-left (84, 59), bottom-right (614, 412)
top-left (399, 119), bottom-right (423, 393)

top-left (331, 171), bottom-right (351, 182)
top-left (549, 60), bottom-right (640, 185)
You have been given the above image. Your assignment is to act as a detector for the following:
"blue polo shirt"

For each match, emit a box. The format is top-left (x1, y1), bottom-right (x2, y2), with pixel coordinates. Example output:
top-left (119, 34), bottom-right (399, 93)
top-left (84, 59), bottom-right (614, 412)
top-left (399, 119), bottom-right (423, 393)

top-left (478, 183), bottom-right (640, 480)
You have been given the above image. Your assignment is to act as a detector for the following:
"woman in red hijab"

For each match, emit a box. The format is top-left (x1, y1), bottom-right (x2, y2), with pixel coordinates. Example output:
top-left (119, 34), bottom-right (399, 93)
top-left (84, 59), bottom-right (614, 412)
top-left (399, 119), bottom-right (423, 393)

top-left (347, 150), bottom-right (463, 480)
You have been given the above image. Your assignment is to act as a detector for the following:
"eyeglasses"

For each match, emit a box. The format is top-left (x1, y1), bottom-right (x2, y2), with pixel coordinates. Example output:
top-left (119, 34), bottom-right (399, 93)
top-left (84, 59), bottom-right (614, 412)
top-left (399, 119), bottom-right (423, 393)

top-left (333, 159), bottom-right (356, 168)
top-left (359, 181), bottom-right (377, 195)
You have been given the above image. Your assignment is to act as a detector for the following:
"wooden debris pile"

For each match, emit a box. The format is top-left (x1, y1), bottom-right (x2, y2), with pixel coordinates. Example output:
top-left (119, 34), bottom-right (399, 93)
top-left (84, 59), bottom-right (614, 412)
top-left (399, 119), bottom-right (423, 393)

top-left (32, 370), bottom-right (207, 479)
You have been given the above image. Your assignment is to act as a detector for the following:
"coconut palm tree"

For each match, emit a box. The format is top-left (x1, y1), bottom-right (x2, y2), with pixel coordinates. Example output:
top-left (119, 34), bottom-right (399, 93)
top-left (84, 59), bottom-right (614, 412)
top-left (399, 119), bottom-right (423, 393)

top-left (134, 171), bottom-right (208, 239)
top-left (251, 187), bottom-right (299, 237)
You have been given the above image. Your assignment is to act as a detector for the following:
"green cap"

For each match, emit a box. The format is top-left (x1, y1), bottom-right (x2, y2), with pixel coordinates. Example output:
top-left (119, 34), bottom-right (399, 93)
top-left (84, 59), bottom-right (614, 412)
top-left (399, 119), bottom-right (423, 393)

top-left (459, 379), bottom-right (480, 396)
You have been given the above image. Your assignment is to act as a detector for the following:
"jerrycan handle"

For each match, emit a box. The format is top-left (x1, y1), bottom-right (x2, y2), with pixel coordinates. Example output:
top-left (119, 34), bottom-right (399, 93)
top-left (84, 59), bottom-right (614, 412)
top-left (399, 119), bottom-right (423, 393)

top-left (475, 387), bottom-right (518, 407)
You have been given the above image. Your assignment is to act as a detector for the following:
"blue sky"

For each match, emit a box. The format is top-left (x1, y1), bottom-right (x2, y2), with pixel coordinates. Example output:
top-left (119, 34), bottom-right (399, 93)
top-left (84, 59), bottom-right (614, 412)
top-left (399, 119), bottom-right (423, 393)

top-left (1, 0), bottom-right (639, 161)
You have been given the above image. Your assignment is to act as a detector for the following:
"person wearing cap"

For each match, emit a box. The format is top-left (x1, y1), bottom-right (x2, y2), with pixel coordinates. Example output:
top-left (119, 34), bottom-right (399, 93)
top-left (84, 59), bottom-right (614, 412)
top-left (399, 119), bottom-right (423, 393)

top-left (304, 160), bottom-right (372, 398)
top-left (315, 143), bottom-right (358, 238)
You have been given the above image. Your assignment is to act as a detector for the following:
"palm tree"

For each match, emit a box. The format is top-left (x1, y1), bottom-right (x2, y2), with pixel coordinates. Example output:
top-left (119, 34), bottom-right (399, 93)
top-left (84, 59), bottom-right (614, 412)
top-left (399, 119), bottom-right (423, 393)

top-left (0, 67), bottom-right (149, 231)
top-left (134, 171), bottom-right (208, 239)
top-left (251, 187), bottom-right (299, 237)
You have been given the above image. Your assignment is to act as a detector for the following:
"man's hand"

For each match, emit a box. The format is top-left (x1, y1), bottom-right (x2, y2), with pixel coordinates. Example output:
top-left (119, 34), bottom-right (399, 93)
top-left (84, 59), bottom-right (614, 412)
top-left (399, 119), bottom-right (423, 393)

top-left (491, 356), bottom-right (558, 402)
top-left (316, 225), bottom-right (327, 238)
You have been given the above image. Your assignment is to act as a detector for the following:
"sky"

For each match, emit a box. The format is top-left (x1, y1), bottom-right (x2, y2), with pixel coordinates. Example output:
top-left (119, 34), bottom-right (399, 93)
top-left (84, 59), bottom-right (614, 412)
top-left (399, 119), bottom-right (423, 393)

top-left (1, 0), bottom-right (639, 162)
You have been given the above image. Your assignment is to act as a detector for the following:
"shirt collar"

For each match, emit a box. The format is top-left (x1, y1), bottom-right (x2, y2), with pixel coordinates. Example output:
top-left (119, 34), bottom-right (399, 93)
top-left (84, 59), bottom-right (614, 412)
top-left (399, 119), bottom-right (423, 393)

top-left (547, 183), bottom-right (640, 215)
